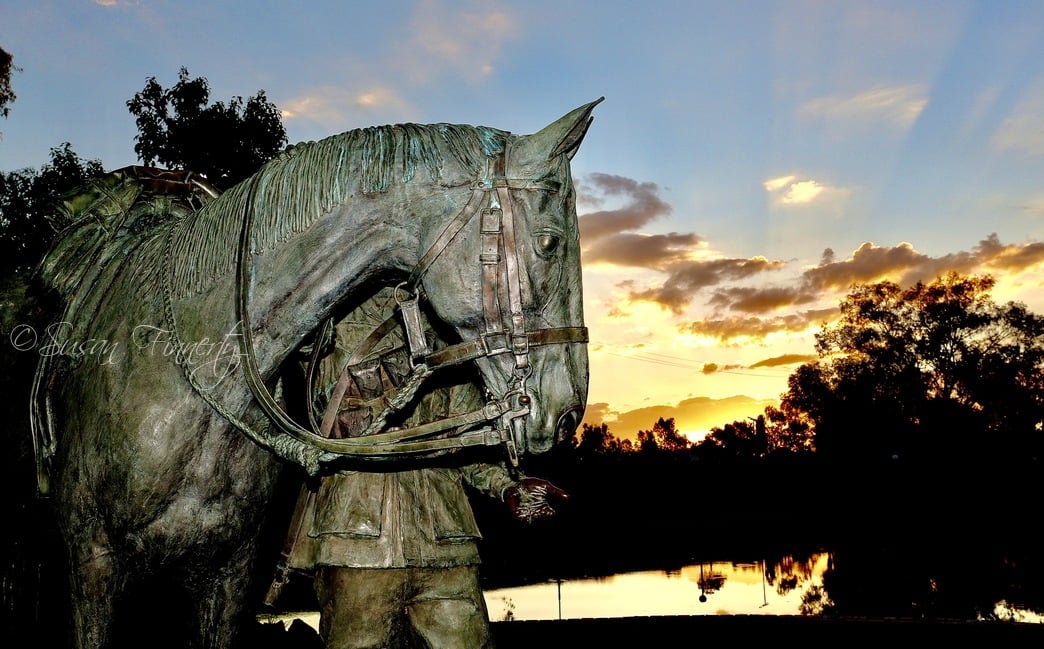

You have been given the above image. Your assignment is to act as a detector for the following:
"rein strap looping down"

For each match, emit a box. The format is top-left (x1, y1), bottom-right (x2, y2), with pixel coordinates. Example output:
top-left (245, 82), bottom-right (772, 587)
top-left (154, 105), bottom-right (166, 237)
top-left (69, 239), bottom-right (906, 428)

top-left (220, 151), bottom-right (586, 469)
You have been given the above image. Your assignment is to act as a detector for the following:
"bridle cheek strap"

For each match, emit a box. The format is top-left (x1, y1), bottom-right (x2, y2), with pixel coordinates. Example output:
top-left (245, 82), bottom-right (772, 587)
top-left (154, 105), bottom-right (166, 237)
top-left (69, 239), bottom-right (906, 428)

top-left (420, 326), bottom-right (588, 369)
top-left (402, 172), bottom-right (587, 461)
top-left (227, 151), bottom-right (586, 468)
top-left (493, 183), bottom-right (532, 373)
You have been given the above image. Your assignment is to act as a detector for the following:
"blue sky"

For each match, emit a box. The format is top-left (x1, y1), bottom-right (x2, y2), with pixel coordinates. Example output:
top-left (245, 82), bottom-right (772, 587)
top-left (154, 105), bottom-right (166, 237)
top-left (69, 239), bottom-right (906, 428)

top-left (4, 0), bottom-right (1044, 439)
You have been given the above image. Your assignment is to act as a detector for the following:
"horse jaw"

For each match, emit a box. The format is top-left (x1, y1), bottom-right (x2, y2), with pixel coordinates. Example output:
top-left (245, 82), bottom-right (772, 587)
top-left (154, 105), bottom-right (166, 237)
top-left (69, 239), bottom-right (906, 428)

top-left (506, 99), bottom-right (601, 453)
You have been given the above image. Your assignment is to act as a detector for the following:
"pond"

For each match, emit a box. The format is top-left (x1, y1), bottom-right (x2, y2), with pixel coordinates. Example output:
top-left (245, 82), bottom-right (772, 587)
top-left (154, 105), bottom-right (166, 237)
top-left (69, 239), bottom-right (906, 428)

top-left (264, 547), bottom-right (1044, 633)
top-left (269, 557), bottom-right (821, 632)
top-left (483, 556), bottom-right (829, 621)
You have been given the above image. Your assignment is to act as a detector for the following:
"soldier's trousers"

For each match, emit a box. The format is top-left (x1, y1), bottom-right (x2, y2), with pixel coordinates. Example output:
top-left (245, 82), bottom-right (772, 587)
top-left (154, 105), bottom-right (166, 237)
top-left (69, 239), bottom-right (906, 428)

top-left (315, 565), bottom-right (494, 649)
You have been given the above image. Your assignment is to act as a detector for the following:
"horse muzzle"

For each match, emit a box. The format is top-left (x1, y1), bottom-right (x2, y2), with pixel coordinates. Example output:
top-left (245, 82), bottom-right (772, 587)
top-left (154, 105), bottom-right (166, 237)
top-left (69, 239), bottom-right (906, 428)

top-left (520, 403), bottom-right (584, 455)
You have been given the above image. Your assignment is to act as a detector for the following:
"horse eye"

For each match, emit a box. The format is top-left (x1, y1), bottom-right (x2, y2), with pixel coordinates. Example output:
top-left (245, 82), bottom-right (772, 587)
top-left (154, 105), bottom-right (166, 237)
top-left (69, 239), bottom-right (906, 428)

top-left (536, 233), bottom-right (559, 255)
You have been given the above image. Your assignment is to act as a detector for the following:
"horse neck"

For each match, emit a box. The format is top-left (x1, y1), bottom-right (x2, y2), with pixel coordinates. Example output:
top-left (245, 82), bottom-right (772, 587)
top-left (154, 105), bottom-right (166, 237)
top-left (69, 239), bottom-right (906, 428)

top-left (241, 201), bottom-right (419, 373)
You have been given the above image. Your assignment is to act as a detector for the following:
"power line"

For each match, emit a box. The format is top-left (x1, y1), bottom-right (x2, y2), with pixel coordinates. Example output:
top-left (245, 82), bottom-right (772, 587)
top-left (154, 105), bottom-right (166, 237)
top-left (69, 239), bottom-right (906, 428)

top-left (605, 351), bottom-right (699, 369)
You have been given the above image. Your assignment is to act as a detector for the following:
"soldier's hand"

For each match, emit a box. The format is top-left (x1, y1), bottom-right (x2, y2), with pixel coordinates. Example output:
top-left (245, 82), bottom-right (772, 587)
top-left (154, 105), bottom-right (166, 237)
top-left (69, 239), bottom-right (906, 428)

top-left (505, 478), bottom-right (569, 523)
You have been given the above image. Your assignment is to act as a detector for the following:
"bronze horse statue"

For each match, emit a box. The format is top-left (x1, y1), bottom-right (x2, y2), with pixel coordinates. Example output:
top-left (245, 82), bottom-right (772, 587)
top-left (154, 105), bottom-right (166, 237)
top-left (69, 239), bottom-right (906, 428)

top-left (30, 99), bottom-right (600, 648)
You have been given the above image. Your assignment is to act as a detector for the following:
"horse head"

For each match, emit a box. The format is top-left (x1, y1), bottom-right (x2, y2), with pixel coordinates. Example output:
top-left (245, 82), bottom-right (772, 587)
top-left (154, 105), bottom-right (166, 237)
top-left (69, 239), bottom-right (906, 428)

top-left (173, 100), bottom-right (602, 468)
top-left (415, 99), bottom-right (600, 456)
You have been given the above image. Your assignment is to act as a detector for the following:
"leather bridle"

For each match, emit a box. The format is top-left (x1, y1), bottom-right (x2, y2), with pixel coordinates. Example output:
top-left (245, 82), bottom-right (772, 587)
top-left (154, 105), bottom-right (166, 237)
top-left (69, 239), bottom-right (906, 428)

top-left (230, 147), bottom-right (588, 469)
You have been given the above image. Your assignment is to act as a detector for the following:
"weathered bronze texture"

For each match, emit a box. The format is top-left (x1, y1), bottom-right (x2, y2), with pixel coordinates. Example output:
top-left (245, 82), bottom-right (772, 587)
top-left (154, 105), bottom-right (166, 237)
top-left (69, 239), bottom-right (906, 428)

top-left (32, 100), bottom-right (600, 648)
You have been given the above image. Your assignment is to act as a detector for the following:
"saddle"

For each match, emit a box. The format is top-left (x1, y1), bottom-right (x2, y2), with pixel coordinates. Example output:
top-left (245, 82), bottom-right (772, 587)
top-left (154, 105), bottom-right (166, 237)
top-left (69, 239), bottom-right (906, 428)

top-left (39, 165), bottom-right (219, 305)
top-left (30, 166), bottom-right (220, 496)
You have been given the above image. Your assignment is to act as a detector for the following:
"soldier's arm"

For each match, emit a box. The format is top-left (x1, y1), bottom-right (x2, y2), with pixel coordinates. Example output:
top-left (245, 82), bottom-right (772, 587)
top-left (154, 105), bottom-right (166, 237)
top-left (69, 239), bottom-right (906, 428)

top-left (460, 462), bottom-right (570, 523)
top-left (459, 462), bottom-right (519, 500)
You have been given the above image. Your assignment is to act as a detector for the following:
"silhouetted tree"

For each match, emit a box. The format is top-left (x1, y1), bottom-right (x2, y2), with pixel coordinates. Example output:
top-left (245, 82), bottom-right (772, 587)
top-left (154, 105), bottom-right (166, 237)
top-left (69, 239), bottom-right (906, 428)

top-left (636, 429), bottom-right (658, 454)
top-left (0, 143), bottom-right (104, 278)
top-left (782, 272), bottom-right (1044, 465)
top-left (752, 414), bottom-right (767, 453)
top-left (1, 68), bottom-right (289, 279)
top-left (638, 417), bottom-right (691, 453)
top-left (1, 45), bottom-right (17, 126)
top-left (127, 67), bottom-right (287, 190)
top-left (576, 422), bottom-right (627, 457)
top-left (763, 405), bottom-right (814, 454)
top-left (696, 417), bottom-right (764, 460)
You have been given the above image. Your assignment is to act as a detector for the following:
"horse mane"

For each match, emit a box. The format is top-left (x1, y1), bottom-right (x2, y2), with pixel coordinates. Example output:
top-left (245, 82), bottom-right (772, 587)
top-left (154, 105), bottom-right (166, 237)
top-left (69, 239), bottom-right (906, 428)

top-left (166, 122), bottom-right (509, 299)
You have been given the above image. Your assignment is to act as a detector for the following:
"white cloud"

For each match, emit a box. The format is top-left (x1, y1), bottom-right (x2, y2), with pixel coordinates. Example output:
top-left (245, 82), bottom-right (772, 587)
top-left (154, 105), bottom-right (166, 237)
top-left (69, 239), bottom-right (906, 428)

top-left (762, 175), bottom-right (795, 192)
top-left (781, 180), bottom-right (825, 204)
top-left (992, 81), bottom-right (1044, 156)
top-left (799, 84), bottom-right (928, 129)
top-left (763, 175), bottom-right (849, 207)
top-left (279, 86), bottom-right (413, 127)
top-left (397, 0), bottom-right (517, 84)
top-left (280, 1), bottom-right (518, 131)
top-left (1018, 193), bottom-right (1044, 216)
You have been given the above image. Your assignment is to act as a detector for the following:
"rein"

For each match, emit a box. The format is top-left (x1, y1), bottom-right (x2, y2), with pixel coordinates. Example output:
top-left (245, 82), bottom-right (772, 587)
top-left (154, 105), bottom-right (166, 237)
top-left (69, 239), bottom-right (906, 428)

top-left (171, 148), bottom-right (586, 471)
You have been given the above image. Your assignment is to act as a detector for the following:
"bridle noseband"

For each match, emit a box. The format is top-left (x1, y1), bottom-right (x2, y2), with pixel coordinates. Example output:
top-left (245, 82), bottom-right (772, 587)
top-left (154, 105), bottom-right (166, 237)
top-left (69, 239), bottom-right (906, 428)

top-left (219, 148), bottom-right (587, 472)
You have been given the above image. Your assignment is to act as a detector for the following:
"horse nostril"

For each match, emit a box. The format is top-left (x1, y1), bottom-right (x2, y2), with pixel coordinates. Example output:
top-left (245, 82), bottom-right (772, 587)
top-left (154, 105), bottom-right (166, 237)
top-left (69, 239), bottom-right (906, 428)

top-left (554, 407), bottom-right (584, 444)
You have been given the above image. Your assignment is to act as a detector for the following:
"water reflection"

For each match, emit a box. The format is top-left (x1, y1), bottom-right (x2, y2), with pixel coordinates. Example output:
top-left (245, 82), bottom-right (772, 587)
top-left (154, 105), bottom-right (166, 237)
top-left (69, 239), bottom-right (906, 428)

top-left (262, 510), bottom-right (1044, 632)
top-left (265, 547), bottom-right (1044, 634)
top-left (838, 525), bottom-right (1044, 624)
top-left (265, 555), bottom-right (829, 632)
top-left (483, 554), bottom-right (831, 622)
top-left (479, 541), bottom-right (1044, 626)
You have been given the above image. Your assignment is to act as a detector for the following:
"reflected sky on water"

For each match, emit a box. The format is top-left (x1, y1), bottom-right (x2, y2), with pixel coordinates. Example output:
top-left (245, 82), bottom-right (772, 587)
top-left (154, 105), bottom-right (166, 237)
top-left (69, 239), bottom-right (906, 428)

top-left (264, 556), bottom-right (829, 632)
top-left (484, 554), bottom-right (830, 622)
top-left (261, 550), bottom-right (1044, 632)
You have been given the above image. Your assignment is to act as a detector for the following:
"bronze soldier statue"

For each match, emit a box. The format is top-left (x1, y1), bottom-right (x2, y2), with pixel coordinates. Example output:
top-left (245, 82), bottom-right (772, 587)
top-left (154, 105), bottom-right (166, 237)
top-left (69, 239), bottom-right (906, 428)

top-left (271, 287), bottom-right (567, 649)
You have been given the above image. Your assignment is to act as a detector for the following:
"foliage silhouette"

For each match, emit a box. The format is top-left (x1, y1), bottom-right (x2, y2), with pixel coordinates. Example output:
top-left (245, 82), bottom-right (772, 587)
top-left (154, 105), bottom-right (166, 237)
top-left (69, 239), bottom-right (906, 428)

top-left (576, 422), bottom-right (631, 457)
top-left (642, 416), bottom-right (692, 452)
top-left (696, 414), bottom-right (768, 459)
top-left (780, 272), bottom-right (1044, 467)
top-left (127, 67), bottom-right (287, 190)
top-left (579, 272), bottom-right (1043, 470)
top-left (1, 69), bottom-right (288, 281)
top-left (0, 144), bottom-right (104, 278)
top-left (0, 45), bottom-right (16, 124)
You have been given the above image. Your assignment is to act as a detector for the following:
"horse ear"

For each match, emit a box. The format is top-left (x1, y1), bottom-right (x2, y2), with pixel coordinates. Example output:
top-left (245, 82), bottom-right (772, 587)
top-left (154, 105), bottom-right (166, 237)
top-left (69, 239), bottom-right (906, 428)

top-left (513, 97), bottom-right (604, 165)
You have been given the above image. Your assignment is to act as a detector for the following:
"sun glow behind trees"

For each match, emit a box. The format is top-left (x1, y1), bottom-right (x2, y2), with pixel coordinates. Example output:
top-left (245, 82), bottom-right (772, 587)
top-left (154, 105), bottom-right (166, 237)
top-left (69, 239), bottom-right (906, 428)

top-left (580, 271), bottom-right (1044, 461)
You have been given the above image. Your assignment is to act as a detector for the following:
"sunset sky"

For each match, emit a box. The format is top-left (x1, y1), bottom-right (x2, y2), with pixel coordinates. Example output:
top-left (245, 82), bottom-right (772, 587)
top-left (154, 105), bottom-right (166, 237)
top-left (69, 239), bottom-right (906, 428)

top-left (4, 1), bottom-right (1044, 441)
